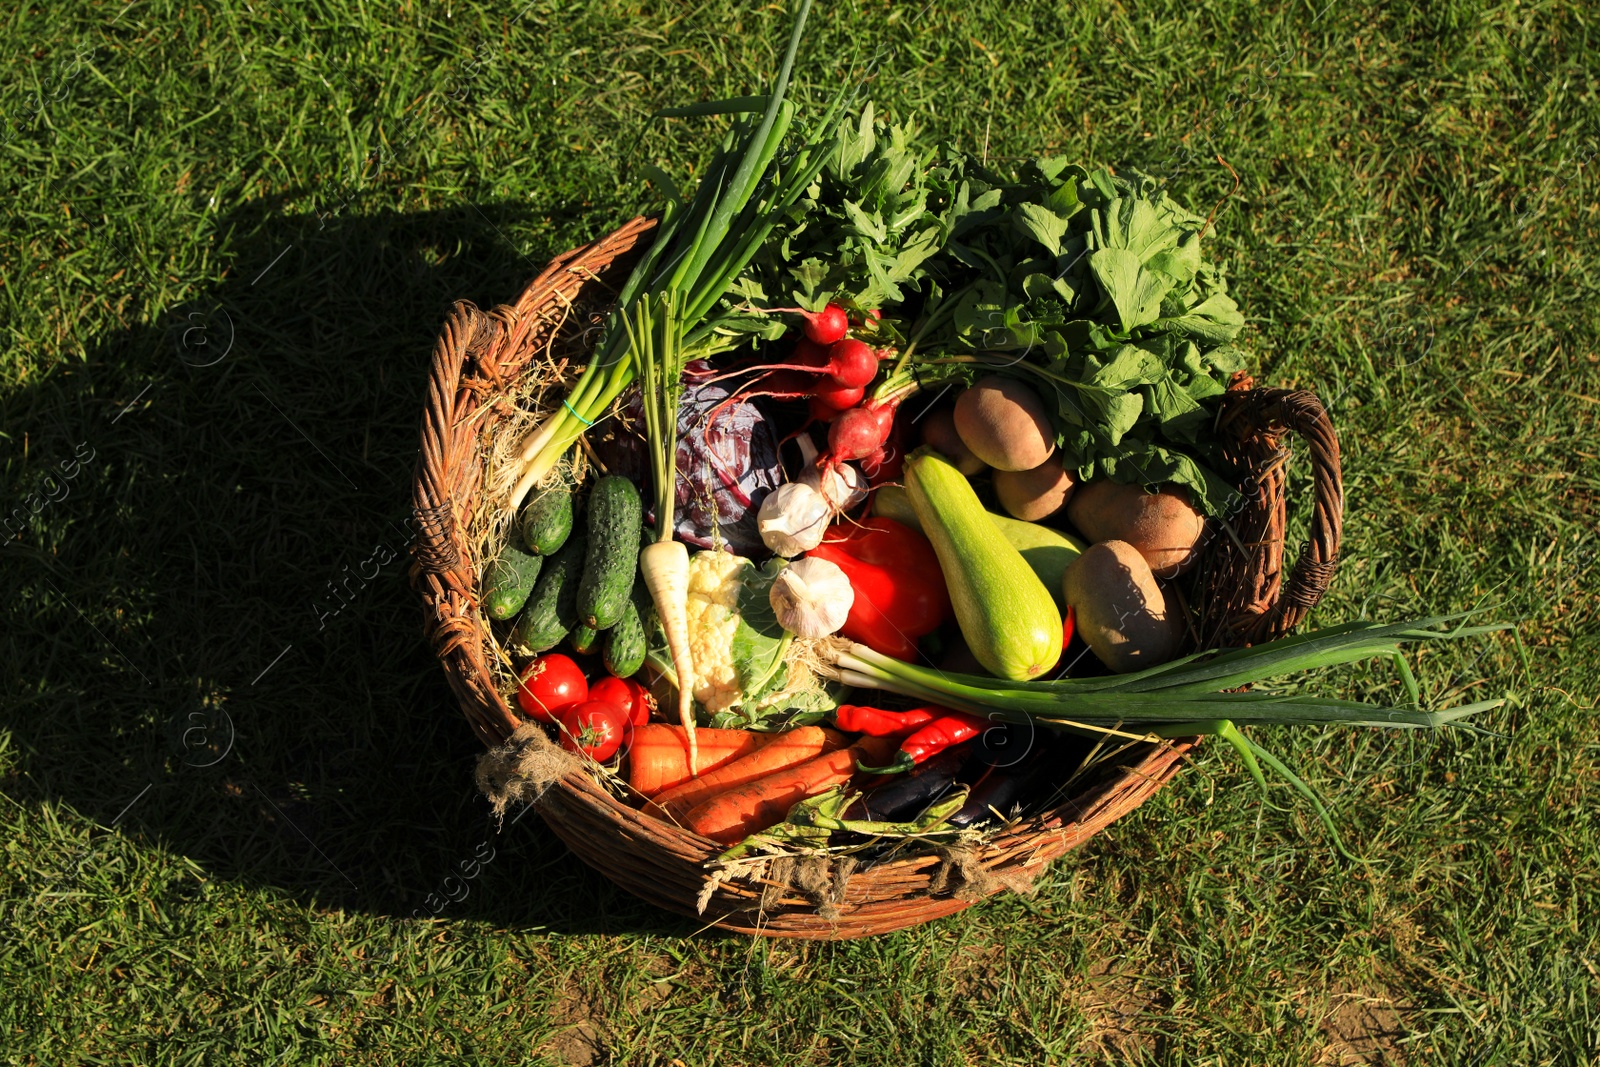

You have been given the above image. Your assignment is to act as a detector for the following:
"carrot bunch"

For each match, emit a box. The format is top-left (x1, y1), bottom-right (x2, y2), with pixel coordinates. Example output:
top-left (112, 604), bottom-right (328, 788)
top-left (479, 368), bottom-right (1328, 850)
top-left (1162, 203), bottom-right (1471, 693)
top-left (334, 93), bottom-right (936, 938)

top-left (628, 724), bottom-right (901, 845)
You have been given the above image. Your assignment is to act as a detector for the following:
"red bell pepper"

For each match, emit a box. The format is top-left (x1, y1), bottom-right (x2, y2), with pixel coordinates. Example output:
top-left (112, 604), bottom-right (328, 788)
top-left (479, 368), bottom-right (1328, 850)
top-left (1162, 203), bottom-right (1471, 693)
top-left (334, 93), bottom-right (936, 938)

top-left (807, 518), bottom-right (950, 661)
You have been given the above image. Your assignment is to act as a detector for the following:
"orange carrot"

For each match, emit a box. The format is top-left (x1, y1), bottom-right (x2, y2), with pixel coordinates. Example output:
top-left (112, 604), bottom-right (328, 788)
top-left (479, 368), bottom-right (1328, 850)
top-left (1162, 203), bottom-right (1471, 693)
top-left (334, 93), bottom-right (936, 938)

top-left (626, 725), bottom-right (770, 797)
top-left (648, 727), bottom-right (850, 823)
top-left (683, 734), bottom-right (901, 845)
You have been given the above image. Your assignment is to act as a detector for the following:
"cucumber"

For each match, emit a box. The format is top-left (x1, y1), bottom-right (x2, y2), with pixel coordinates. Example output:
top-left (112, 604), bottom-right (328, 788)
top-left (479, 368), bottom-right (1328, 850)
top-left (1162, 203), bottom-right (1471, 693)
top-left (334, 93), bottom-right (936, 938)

top-left (576, 475), bottom-right (643, 630)
top-left (519, 486), bottom-right (574, 555)
top-left (603, 585), bottom-right (648, 678)
top-left (567, 622), bottom-right (600, 656)
top-left (482, 541), bottom-right (543, 620)
top-left (874, 485), bottom-right (1084, 607)
top-left (905, 452), bottom-right (1062, 681)
top-left (508, 530), bottom-right (586, 656)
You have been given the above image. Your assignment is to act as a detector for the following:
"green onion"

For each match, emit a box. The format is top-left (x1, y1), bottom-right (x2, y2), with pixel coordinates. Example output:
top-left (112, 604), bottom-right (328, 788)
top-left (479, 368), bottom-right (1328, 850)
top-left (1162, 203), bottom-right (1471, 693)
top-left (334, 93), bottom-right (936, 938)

top-left (822, 613), bottom-right (1511, 855)
top-left (506, 0), bottom-right (843, 512)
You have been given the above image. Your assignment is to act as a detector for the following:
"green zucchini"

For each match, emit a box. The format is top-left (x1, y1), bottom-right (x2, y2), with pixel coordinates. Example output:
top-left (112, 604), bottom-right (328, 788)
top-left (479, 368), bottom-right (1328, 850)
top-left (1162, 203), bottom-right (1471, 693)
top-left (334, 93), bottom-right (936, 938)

top-left (519, 486), bottom-right (574, 555)
top-left (874, 485), bottom-right (1085, 608)
top-left (984, 513), bottom-right (1084, 611)
top-left (576, 475), bottom-right (643, 630)
top-left (482, 541), bottom-right (542, 620)
top-left (508, 530), bottom-right (586, 656)
top-left (905, 452), bottom-right (1062, 681)
top-left (603, 585), bottom-right (648, 678)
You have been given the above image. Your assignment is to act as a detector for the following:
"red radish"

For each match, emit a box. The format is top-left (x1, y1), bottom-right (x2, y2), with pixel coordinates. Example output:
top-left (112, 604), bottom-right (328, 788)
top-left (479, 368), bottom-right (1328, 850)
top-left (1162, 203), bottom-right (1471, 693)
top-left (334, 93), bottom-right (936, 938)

top-left (823, 339), bottom-right (877, 388)
top-left (808, 395), bottom-right (847, 423)
top-left (759, 368), bottom-right (821, 396)
top-left (699, 338), bottom-right (880, 392)
top-left (859, 408), bottom-right (907, 483)
top-left (743, 303), bottom-right (850, 346)
top-left (813, 379), bottom-right (864, 412)
top-left (828, 398), bottom-right (899, 462)
top-left (802, 304), bottom-right (849, 345)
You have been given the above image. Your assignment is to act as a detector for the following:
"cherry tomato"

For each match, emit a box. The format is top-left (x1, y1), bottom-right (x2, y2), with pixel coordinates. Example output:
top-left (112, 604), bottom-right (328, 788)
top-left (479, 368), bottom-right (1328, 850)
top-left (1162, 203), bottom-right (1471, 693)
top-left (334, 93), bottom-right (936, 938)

top-left (516, 654), bottom-right (588, 723)
top-left (588, 676), bottom-right (654, 727)
top-left (1063, 604), bottom-right (1077, 649)
top-left (556, 700), bottom-right (629, 762)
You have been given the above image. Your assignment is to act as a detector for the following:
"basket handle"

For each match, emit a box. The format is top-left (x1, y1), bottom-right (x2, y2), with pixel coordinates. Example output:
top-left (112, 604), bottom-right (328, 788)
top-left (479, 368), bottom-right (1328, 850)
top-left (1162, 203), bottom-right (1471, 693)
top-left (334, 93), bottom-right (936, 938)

top-left (1205, 385), bottom-right (1344, 645)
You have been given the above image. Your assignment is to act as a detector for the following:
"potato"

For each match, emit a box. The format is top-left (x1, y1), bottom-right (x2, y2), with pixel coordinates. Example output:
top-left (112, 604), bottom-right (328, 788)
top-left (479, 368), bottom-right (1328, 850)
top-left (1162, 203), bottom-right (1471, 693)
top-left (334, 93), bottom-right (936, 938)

top-left (993, 455), bottom-right (1076, 521)
top-left (1062, 540), bottom-right (1184, 673)
top-left (918, 406), bottom-right (987, 476)
top-left (952, 376), bottom-right (1055, 472)
top-left (1066, 480), bottom-right (1207, 577)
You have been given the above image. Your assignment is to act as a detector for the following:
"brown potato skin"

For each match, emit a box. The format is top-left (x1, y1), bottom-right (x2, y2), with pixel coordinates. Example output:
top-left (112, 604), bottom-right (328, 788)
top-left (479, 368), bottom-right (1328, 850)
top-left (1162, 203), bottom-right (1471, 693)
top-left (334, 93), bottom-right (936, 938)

top-left (1062, 540), bottom-right (1183, 673)
top-left (918, 407), bottom-right (987, 476)
top-left (952, 376), bottom-right (1055, 472)
top-left (1066, 480), bottom-right (1207, 577)
top-left (993, 455), bottom-right (1076, 521)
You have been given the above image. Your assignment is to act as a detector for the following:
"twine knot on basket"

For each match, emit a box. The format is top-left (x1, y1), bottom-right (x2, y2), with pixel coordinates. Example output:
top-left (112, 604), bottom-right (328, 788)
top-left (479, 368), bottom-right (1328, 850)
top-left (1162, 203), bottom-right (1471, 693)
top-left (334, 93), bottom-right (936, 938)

top-left (928, 845), bottom-right (1041, 903)
top-left (475, 722), bottom-right (583, 818)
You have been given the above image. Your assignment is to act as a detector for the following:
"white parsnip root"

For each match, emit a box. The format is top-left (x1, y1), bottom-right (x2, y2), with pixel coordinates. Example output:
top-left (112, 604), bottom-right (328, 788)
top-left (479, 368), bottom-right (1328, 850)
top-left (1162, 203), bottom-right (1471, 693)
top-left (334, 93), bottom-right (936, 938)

top-left (639, 539), bottom-right (697, 774)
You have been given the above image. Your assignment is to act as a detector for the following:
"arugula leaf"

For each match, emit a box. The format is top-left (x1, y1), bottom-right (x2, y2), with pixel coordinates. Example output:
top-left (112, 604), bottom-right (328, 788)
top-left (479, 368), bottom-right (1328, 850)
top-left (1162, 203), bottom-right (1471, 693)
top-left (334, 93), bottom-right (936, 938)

top-left (1015, 202), bottom-right (1074, 255)
top-left (1090, 248), bottom-right (1176, 331)
top-left (1153, 291), bottom-right (1246, 342)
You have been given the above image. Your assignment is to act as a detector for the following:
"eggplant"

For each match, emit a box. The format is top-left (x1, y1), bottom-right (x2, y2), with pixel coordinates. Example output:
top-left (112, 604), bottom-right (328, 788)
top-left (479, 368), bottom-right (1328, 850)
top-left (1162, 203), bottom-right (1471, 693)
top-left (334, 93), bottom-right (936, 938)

top-left (948, 769), bottom-right (1027, 828)
top-left (844, 748), bottom-right (965, 822)
top-left (970, 719), bottom-right (1038, 769)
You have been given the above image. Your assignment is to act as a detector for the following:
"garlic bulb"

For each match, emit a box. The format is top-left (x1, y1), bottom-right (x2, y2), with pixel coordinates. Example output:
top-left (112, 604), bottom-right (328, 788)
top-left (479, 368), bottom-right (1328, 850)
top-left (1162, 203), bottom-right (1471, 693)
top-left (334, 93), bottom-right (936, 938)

top-left (769, 556), bottom-right (854, 638)
top-left (757, 482), bottom-right (831, 557)
top-left (799, 459), bottom-right (867, 511)
top-left (795, 434), bottom-right (867, 511)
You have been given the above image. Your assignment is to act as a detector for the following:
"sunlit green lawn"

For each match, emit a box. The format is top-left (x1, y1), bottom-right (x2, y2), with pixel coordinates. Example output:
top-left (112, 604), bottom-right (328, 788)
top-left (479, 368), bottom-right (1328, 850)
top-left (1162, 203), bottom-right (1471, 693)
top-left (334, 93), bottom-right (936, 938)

top-left (1, 1), bottom-right (1596, 1063)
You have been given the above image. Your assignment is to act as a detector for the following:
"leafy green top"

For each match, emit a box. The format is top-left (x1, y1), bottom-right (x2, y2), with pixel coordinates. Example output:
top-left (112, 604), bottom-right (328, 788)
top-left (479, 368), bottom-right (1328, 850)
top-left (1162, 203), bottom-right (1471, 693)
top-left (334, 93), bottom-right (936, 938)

top-left (728, 108), bottom-right (1252, 515)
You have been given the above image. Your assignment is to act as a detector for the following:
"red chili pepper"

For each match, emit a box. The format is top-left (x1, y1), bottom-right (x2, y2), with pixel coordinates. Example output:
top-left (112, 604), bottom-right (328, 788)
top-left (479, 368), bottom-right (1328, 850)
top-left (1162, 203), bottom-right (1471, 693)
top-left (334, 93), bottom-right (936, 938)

top-left (859, 710), bottom-right (989, 774)
top-left (831, 704), bottom-right (945, 737)
top-left (1063, 604), bottom-right (1077, 649)
top-left (807, 518), bottom-right (950, 661)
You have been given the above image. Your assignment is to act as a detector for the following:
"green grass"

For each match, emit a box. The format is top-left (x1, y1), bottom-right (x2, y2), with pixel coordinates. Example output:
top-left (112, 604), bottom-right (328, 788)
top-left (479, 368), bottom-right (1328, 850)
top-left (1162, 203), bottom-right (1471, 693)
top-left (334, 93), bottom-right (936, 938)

top-left (1, 0), bottom-right (1596, 1062)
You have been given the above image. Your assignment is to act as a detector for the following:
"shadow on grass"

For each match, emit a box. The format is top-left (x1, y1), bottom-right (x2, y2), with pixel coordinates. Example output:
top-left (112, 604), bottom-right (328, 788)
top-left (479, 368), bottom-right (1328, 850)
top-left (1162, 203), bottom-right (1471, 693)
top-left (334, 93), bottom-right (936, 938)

top-left (0, 197), bottom-right (697, 938)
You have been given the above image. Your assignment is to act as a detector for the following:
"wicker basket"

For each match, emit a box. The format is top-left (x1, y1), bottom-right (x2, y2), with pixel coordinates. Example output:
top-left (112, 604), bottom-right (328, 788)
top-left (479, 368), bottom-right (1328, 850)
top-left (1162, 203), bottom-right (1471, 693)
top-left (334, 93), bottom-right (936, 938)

top-left (410, 217), bottom-right (1344, 939)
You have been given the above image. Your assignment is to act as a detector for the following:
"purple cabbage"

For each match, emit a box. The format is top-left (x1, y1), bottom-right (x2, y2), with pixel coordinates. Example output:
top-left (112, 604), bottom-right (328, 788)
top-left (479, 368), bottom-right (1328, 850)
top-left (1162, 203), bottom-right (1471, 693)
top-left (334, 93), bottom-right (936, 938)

top-left (592, 361), bottom-right (783, 556)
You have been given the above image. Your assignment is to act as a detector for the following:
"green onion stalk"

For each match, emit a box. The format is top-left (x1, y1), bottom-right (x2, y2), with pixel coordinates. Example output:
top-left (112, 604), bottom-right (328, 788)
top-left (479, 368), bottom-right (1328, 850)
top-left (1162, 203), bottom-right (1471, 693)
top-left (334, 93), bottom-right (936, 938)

top-left (821, 614), bottom-right (1510, 855)
top-left (506, 0), bottom-right (842, 513)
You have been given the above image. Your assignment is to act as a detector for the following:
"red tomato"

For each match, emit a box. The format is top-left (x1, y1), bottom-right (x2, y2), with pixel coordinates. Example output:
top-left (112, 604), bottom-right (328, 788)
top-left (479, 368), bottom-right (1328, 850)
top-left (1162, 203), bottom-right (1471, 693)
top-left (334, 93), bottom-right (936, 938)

top-left (516, 654), bottom-right (588, 723)
top-left (556, 700), bottom-right (629, 762)
top-left (588, 676), bottom-right (654, 727)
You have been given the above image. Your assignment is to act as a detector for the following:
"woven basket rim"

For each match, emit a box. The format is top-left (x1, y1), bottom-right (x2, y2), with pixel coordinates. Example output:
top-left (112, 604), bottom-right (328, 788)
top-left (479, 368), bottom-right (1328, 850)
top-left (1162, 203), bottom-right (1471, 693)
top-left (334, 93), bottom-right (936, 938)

top-left (409, 216), bottom-right (1344, 938)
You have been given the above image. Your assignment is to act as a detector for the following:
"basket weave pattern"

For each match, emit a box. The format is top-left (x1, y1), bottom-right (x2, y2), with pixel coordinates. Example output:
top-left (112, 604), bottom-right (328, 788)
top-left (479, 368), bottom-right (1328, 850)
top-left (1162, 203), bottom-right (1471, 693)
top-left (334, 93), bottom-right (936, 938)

top-left (410, 219), bottom-right (1344, 938)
